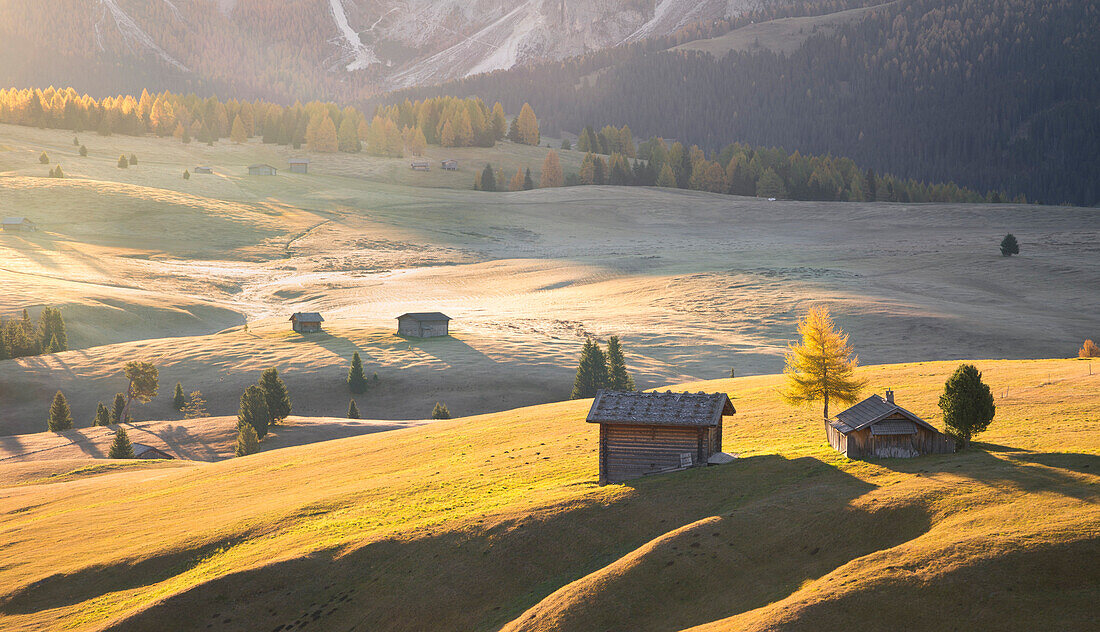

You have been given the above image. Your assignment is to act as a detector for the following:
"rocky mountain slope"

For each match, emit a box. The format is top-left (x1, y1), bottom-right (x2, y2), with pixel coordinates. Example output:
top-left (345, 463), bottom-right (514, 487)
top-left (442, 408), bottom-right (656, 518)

top-left (0, 0), bottom-right (772, 100)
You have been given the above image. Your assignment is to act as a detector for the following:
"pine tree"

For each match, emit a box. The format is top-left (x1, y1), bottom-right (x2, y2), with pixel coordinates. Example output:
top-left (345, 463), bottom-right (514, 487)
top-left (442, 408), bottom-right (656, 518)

top-left (235, 421), bottom-right (259, 457)
top-left (311, 115), bottom-right (338, 153)
top-left (757, 168), bottom-right (787, 198)
top-left (73, 136), bottom-right (80, 146)
top-left (347, 351), bottom-right (368, 393)
top-left (571, 339), bottom-right (609, 399)
top-left (1000, 233), bottom-right (1019, 257)
top-left (230, 114), bottom-right (247, 144)
top-left (656, 164), bottom-right (677, 187)
top-left (523, 168), bottom-right (534, 190)
top-left (172, 382), bottom-right (186, 410)
top-left (111, 392), bottom-right (126, 424)
top-left (181, 390), bottom-right (208, 418)
top-left (347, 399), bottom-right (360, 419)
top-left (108, 426), bottom-right (135, 459)
top-left (117, 155), bottom-right (128, 168)
top-left (540, 150), bottom-right (564, 188)
top-left (480, 164), bottom-right (496, 192)
top-left (561, 138), bottom-right (571, 150)
top-left (47, 390), bottom-right (74, 431)
top-left (606, 336), bottom-right (635, 391)
top-left (237, 384), bottom-right (271, 439)
top-left (939, 364), bottom-right (995, 449)
top-left (39, 151), bottom-right (49, 164)
top-left (129, 154), bottom-right (137, 165)
top-left (258, 367), bottom-right (292, 423)
top-left (183, 170), bottom-right (190, 180)
top-left (79, 144), bottom-right (87, 157)
top-left (338, 115), bottom-right (361, 152)
top-left (782, 306), bottom-right (866, 419)
top-left (94, 402), bottom-right (111, 426)
top-left (431, 402), bottom-right (451, 419)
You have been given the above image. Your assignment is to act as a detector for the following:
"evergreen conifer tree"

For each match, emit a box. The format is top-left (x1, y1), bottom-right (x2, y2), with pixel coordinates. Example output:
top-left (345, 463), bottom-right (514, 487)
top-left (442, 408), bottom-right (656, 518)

top-left (347, 351), bottom-right (368, 393)
top-left (182, 390), bottom-right (208, 418)
top-left (79, 144), bottom-right (87, 157)
top-left (606, 336), bottom-right (636, 391)
top-left (73, 136), bottom-right (80, 146)
top-left (117, 155), bottom-right (128, 168)
top-left (129, 154), bottom-right (137, 165)
top-left (480, 164), bottom-right (496, 192)
top-left (570, 339), bottom-right (609, 399)
top-left (39, 151), bottom-right (49, 164)
top-left (94, 402), bottom-right (111, 426)
top-left (938, 364), bottom-right (995, 449)
top-left (237, 384), bottom-right (270, 439)
top-left (111, 393), bottom-right (126, 424)
top-left (235, 421), bottom-right (259, 457)
top-left (656, 164), bottom-right (677, 187)
top-left (230, 115), bottom-right (247, 144)
top-left (47, 390), bottom-right (74, 431)
top-left (258, 367), bottom-right (292, 423)
top-left (347, 399), bottom-right (360, 419)
top-left (183, 170), bottom-right (190, 180)
top-left (108, 426), bottom-right (135, 459)
top-left (1000, 233), bottom-right (1019, 257)
top-left (523, 168), bottom-right (534, 190)
top-left (172, 382), bottom-right (186, 410)
top-left (431, 402), bottom-right (451, 419)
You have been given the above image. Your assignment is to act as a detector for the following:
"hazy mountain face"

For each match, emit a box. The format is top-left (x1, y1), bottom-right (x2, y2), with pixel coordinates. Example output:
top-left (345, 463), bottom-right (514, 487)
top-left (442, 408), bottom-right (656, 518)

top-left (0, 0), bottom-right (766, 98)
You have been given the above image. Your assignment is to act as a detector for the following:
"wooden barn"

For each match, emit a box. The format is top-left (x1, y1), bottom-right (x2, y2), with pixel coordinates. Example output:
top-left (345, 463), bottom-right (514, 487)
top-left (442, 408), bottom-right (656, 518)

top-left (289, 312), bottom-right (324, 333)
top-left (248, 163), bottom-right (277, 176)
top-left (288, 158), bottom-right (309, 174)
top-left (2, 217), bottom-right (37, 232)
top-left (410, 160), bottom-right (430, 171)
top-left (587, 390), bottom-right (736, 484)
top-left (441, 159), bottom-right (458, 171)
top-left (131, 443), bottom-right (174, 459)
top-left (827, 390), bottom-right (955, 458)
top-left (193, 166), bottom-right (213, 174)
top-left (396, 312), bottom-right (451, 337)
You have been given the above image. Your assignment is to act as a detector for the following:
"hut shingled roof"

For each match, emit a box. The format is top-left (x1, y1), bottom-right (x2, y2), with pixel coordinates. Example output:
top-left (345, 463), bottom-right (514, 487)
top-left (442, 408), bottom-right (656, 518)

top-left (586, 390), bottom-right (735, 427)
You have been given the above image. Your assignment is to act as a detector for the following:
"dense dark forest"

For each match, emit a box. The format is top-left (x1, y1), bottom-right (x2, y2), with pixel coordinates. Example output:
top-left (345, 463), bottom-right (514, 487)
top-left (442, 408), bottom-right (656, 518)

top-left (379, 0), bottom-right (1100, 206)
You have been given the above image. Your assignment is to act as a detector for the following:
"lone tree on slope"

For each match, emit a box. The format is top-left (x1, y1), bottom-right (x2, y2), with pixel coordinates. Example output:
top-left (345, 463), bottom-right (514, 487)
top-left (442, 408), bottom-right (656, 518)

top-left (347, 399), bottom-right (360, 419)
top-left (938, 363), bottom-right (996, 449)
top-left (258, 367), bottom-right (292, 424)
top-left (122, 361), bottom-right (158, 421)
top-left (93, 402), bottom-right (111, 426)
top-left (117, 154), bottom-right (128, 168)
top-left (347, 351), bottom-right (368, 394)
top-left (110, 393), bottom-right (127, 424)
top-left (782, 306), bottom-right (866, 420)
top-left (237, 384), bottom-right (271, 440)
top-left (606, 336), bottom-right (636, 391)
top-left (47, 391), bottom-right (74, 431)
top-left (108, 426), bottom-right (135, 459)
top-left (1000, 233), bottom-right (1020, 256)
top-left (571, 338), bottom-right (609, 399)
top-left (172, 382), bottom-right (186, 410)
top-left (431, 402), bottom-right (451, 419)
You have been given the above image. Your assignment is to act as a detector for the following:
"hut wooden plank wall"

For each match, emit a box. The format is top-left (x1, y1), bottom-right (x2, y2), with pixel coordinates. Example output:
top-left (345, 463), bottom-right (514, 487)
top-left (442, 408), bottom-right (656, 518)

top-left (827, 391), bottom-right (954, 459)
top-left (290, 312), bottom-right (324, 333)
top-left (397, 312), bottom-right (451, 337)
top-left (249, 164), bottom-right (277, 176)
top-left (587, 390), bottom-right (735, 484)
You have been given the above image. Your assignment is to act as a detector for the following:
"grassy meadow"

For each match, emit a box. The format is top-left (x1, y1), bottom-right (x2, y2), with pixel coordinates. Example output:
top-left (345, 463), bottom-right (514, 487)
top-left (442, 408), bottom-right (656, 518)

top-left (0, 358), bottom-right (1096, 631)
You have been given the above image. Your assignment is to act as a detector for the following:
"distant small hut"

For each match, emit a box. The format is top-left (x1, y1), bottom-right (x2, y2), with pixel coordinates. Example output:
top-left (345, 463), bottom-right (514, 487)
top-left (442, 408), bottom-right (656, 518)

top-left (396, 312), bottom-right (451, 337)
top-left (249, 163), bottom-right (277, 176)
top-left (288, 158), bottom-right (310, 174)
top-left (827, 390), bottom-right (955, 458)
top-left (193, 166), bottom-right (213, 174)
top-left (587, 390), bottom-right (736, 484)
top-left (1, 217), bottom-right (37, 232)
top-left (290, 312), bottom-right (324, 333)
top-left (131, 443), bottom-right (174, 460)
top-left (441, 159), bottom-right (458, 171)
top-left (410, 160), bottom-right (430, 171)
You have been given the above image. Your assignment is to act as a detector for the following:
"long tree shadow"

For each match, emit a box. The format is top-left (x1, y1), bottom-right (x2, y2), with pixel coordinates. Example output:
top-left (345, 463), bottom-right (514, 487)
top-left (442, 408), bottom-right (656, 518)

top-left (62, 455), bottom-right (935, 632)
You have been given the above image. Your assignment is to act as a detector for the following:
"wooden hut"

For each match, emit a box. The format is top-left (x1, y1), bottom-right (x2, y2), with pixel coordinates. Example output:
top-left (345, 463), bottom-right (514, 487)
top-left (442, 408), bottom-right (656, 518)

top-left (1, 217), bottom-right (37, 232)
top-left (131, 443), bottom-right (174, 459)
top-left (441, 159), bottom-right (458, 171)
top-left (193, 166), bottom-right (213, 174)
top-left (396, 312), bottom-right (451, 337)
top-left (289, 312), bottom-right (324, 333)
top-left (248, 163), bottom-right (277, 176)
top-left (410, 160), bottom-right (430, 171)
top-left (288, 158), bottom-right (310, 174)
top-left (587, 390), bottom-right (736, 484)
top-left (827, 390), bottom-right (955, 458)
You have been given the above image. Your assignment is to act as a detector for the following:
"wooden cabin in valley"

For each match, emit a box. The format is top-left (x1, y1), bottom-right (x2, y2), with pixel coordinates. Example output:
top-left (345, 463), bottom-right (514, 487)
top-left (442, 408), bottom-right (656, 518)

top-left (587, 390), bottom-right (736, 484)
top-left (827, 390), bottom-right (954, 458)
top-left (193, 166), bottom-right (213, 175)
top-left (131, 443), bottom-right (174, 459)
top-left (248, 163), bottom-right (277, 176)
top-left (2, 217), bottom-right (37, 232)
top-left (410, 160), bottom-right (430, 171)
top-left (289, 312), bottom-right (324, 333)
top-left (288, 158), bottom-right (309, 174)
top-left (441, 159), bottom-right (458, 171)
top-left (396, 312), bottom-right (451, 337)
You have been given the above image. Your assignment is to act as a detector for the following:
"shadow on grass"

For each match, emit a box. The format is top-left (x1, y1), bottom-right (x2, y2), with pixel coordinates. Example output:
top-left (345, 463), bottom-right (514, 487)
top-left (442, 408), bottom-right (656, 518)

top-left (91, 455), bottom-right (933, 632)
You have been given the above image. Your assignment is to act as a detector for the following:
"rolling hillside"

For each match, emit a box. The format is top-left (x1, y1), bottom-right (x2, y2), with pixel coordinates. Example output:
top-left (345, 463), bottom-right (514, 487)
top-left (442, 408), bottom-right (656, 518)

top-left (1, 358), bottom-right (1096, 631)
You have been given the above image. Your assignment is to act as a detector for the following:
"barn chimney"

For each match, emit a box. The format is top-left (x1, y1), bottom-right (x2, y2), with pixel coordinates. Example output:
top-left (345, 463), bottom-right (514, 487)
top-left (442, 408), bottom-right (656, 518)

top-left (885, 389), bottom-right (894, 404)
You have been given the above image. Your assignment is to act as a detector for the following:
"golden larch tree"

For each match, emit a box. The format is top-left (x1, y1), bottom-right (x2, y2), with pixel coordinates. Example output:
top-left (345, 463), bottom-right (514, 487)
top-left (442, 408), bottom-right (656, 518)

top-left (540, 149), bottom-right (564, 187)
top-left (516, 102), bottom-right (539, 146)
top-left (782, 306), bottom-right (866, 419)
top-left (230, 114), bottom-right (247, 144)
